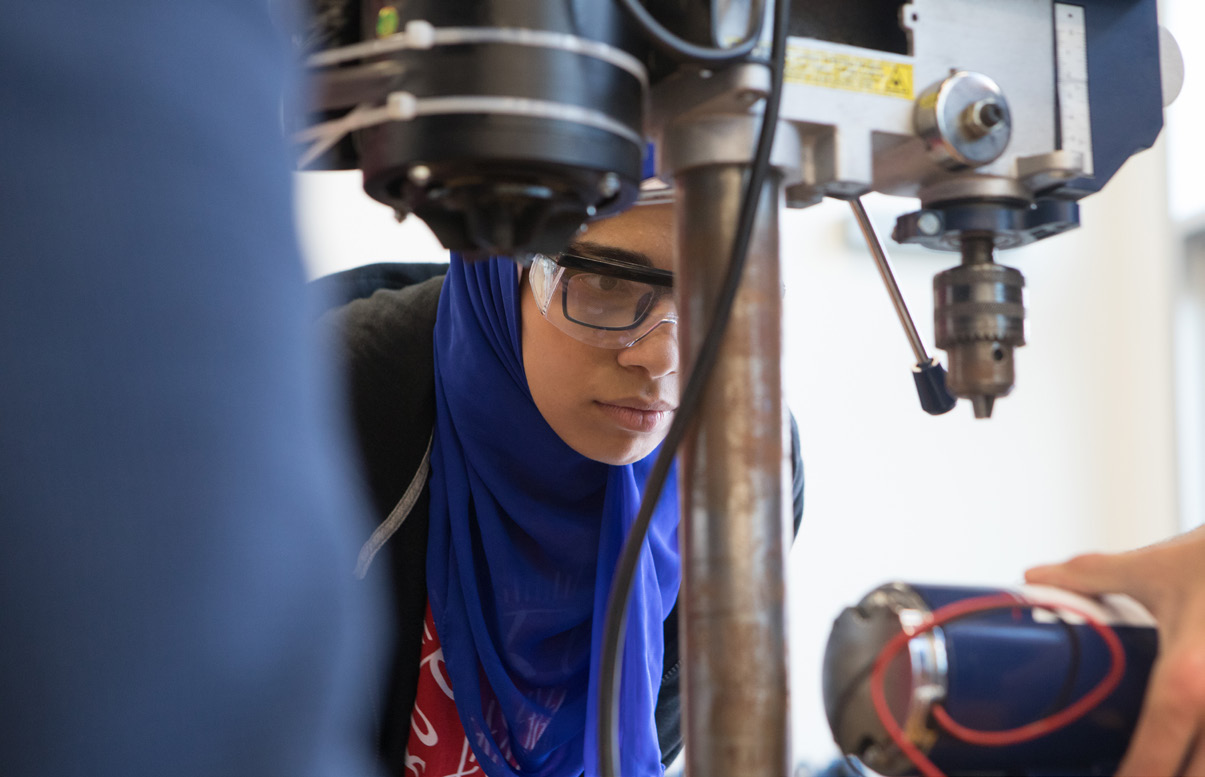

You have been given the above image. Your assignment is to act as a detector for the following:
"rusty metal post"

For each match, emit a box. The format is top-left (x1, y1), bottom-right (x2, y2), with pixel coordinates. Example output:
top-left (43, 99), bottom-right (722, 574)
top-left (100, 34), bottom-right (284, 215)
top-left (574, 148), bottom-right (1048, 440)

top-left (674, 165), bottom-right (790, 777)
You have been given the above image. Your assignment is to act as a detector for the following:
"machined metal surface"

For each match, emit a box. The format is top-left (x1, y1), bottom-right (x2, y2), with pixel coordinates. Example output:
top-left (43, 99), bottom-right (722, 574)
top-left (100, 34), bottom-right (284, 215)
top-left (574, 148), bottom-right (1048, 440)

top-left (649, 63), bottom-right (803, 188)
top-left (1016, 149), bottom-right (1086, 194)
top-left (823, 583), bottom-right (947, 776)
top-left (772, 0), bottom-right (1057, 203)
top-left (675, 166), bottom-right (790, 777)
top-left (1054, 4), bottom-right (1094, 176)
top-left (914, 71), bottom-right (1012, 170)
top-left (752, 0), bottom-right (1169, 205)
top-left (933, 237), bottom-right (1026, 418)
top-left (915, 176), bottom-right (1031, 210)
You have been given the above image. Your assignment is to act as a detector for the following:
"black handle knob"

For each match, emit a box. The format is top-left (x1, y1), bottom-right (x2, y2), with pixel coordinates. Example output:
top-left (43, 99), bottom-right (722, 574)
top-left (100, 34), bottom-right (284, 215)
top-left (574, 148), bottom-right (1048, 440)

top-left (913, 358), bottom-right (958, 415)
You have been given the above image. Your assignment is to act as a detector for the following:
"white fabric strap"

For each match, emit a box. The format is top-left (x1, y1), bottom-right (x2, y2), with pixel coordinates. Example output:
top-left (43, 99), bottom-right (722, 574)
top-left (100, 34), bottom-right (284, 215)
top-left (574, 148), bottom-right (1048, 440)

top-left (354, 432), bottom-right (434, 580)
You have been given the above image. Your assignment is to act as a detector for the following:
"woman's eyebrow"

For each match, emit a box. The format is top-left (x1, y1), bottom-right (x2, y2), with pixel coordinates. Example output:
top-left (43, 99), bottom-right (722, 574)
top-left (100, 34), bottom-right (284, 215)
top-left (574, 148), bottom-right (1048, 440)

top-left (566, 241), bottom-right (654, 268)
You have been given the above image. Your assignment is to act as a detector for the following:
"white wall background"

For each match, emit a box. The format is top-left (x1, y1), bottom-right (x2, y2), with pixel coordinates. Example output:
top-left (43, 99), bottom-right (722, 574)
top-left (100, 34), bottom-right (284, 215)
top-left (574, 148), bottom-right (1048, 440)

top-left (1165, 0), bottom-right (1205, 536)
top-left (294, 4), bottom-right (1201, 769)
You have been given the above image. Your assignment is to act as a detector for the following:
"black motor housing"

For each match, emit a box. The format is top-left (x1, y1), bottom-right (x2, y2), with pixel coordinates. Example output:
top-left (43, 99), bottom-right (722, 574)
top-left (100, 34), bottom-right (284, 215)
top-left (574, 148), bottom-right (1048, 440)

top-left (304, 1), bottom-right (650, 256)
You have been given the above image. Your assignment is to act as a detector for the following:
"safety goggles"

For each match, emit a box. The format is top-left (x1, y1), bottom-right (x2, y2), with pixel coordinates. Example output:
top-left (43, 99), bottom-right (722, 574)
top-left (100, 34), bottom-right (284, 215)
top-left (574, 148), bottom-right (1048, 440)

top-left (528, 252), bottom-right (677, 349)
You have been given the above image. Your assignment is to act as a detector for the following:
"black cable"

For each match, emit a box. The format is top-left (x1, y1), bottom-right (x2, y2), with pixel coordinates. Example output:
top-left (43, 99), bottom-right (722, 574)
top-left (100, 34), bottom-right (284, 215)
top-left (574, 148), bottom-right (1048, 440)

top-left (595, 0), bottom-right (791, 774)
top-left (614, 0), bottom-right (766, 63)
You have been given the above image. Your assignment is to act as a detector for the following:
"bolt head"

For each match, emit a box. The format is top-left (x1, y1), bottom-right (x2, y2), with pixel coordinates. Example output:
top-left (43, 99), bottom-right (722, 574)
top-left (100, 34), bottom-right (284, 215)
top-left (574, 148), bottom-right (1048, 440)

top-left (598, 172), bottom-right (621, 198)
top-left (980, 101), bottom-right (1004, 127)
top-left (917, 211), bottom-right (942, 236)
top-left (408, 164), bottom-right (431, 184)
top-left (963, 99), bottom-right (1008, 138)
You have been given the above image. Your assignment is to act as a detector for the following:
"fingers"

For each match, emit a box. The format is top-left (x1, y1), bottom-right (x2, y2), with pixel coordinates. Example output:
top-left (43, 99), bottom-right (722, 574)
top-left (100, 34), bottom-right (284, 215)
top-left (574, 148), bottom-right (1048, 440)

top-left (1024, 551), bottom-right (1157, 604)
top-left (1027, 528), bottom-right (1205, 604)
top-left (1117, 646), bottom-right (1205, 777)
top-left (1028, 529), bottom-right (1205, 775)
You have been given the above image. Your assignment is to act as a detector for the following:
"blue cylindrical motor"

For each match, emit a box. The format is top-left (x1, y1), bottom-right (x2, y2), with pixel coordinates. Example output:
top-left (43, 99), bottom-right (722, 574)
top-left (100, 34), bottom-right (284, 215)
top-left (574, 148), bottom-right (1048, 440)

top-left (822, 582), bottom-right (1158, 776)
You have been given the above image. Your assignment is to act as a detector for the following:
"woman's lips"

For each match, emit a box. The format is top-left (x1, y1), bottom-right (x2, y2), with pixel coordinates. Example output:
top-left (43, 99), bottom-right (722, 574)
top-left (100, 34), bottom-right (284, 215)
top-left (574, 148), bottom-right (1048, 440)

top-left (595, 401), bottom-right (675, 433)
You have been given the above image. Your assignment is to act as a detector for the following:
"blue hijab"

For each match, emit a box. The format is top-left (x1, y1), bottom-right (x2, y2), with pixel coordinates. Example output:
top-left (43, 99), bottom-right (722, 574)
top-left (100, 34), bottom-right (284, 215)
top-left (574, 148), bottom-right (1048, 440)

top-left (427, 255), bottom-right (681, 777)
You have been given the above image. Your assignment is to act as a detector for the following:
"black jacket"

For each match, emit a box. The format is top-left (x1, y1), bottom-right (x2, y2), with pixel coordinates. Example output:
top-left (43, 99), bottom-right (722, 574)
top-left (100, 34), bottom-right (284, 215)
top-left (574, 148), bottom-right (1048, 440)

top-left (323, 265), bottom-right (804, 775)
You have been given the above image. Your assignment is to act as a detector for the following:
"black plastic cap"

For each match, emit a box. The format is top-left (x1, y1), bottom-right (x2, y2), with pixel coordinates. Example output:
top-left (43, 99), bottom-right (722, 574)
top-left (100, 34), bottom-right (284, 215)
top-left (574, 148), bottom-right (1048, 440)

top-left (913, 358), bottom-right (958, 415)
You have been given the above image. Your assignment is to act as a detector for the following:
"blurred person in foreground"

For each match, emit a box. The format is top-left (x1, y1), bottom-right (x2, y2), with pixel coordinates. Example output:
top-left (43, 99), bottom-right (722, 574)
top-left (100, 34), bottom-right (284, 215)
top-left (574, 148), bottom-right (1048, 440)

top-left (0, 3), bottom-right (385, 775)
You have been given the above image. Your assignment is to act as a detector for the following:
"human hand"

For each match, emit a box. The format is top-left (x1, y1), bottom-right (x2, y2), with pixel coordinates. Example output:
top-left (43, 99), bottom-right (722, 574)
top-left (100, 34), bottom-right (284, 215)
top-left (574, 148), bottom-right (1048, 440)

top-left (1025, 525), bottom-right (1205, 776)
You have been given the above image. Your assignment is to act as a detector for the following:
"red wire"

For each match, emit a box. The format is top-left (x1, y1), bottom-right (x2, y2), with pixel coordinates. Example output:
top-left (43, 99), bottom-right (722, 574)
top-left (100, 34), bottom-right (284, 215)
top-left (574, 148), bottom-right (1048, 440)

top-left (868, 592), bottom-right (1127, 777)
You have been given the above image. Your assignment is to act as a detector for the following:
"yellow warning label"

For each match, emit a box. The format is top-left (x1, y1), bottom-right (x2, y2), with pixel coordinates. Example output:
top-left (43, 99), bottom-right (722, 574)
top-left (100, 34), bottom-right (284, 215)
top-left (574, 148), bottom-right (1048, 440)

top-left (785, 44), bottom-right (914, 100)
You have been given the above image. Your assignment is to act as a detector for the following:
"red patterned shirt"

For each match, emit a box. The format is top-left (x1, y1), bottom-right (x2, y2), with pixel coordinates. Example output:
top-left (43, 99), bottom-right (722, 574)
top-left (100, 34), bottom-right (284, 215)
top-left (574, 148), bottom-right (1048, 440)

top-left (404, 602), bottom-right (571, 776)
top-left (404, 603), bottom-right (485, 777)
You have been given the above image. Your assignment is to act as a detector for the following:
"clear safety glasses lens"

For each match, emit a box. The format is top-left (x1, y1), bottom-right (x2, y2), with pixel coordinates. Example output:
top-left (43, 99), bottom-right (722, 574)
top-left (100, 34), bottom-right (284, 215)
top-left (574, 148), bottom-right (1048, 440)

top-left (529, 253), bottom-right (677, 349)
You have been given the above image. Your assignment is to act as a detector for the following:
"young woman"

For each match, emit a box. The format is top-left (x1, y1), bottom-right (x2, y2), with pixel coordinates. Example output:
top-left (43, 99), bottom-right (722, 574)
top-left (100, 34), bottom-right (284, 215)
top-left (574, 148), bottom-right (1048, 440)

top-left (327, 201), bottom-right (804, 777)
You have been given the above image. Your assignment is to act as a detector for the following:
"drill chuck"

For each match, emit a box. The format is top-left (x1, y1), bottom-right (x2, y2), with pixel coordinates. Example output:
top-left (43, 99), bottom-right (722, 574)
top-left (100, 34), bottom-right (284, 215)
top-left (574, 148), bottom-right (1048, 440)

top-left (933, 239), bottom-right (1025, 418)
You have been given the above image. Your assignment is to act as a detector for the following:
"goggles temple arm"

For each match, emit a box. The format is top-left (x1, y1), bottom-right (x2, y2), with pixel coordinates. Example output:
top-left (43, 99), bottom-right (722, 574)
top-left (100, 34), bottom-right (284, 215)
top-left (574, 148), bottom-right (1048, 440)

top-left (529, 254), bottom-right (567, 313)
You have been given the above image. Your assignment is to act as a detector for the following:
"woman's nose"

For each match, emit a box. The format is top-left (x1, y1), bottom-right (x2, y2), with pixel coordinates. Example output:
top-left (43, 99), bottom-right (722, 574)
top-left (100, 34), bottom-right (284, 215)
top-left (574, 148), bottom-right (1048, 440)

top-left (616, 319), bottom-right (678, 378)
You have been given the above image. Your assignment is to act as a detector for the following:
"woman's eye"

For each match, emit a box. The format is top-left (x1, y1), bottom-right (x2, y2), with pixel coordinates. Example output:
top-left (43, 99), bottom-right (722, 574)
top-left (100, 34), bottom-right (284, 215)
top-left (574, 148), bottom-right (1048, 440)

top-left (585, 274), bottom-right (621, 292)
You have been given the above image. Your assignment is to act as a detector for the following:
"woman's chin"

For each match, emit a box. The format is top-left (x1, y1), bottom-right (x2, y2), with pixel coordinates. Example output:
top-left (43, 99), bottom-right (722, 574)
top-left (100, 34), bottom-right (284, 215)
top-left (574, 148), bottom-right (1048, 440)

top-left (570, 432), bottom-right (663, 467)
